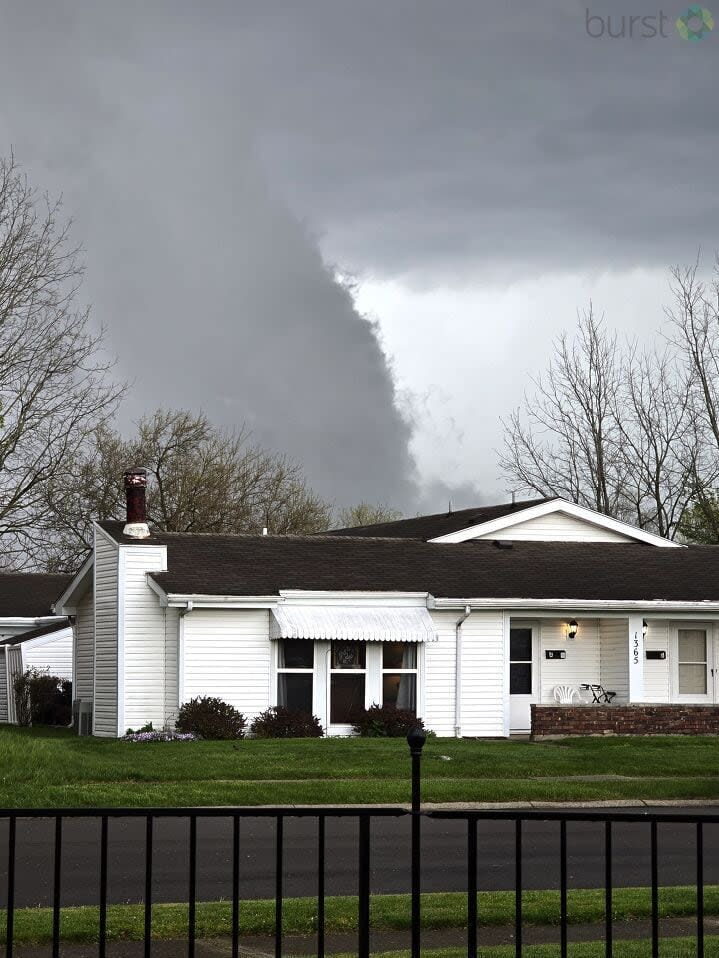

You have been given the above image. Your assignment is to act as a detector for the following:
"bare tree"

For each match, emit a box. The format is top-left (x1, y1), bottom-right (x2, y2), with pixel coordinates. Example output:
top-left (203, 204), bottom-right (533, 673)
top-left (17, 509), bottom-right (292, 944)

top-left (500, 306), bottom-right (625, 516)
top-left (500, 302), bottom-right (697, 539)
top-left (335, 502), bottom-right (403, 529)
top-left (0, 156), bottom-right (123, 568)
top-left (40, 409), bottom-right (332, 570)
top-left (614, 345), bottom-right (696, 538)
top-left (666, 258), bottom-right (719, 540)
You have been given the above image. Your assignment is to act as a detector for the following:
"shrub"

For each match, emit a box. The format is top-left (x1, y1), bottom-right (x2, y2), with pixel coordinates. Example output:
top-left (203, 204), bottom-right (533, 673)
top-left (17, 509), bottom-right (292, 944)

top-left (351, 704), bottom-right (425, 738)
top-left (12, 669), bottom-right (71, 727)
top-left (175, 696), bottom-right (245, 740)
top-left (250, 706), bottom-right (323, 739)
top-left (12, 670), bottom-right (32, 727)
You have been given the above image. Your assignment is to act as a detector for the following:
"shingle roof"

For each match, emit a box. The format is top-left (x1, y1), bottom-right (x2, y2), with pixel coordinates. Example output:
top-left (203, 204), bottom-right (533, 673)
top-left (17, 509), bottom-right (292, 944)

top-left (0, 619), bottom-right (71, 646)
top-left (0, 574), bottom-right (72, 618)
top-left (326, 498), bottom-right (555, 540)
top-left (97, 523), bottom-right (719, 603)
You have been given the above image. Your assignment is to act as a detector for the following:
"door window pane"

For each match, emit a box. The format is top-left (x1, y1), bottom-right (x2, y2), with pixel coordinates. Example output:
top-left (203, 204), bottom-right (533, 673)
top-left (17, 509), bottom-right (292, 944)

top-left (332, 642), bottom-right (366, 669)
top-left (330, 675), bottom-right (365, 723)
top-left (278, 673), bottom-right (313, 711)
top-left (383, 674), bottom-right (417, 712)
top-left (679, 664), bottom-right (707, 695)
top-left (678, 630), bottom-right (707, 662)
top-left (510, 629), bottom-right (532, 662)
top-left (510, 662), bottom-right (532, 695)
top-left (278, 639), bottom-right (314, 669)
top-left (383, 642), bottom-right (417, 670)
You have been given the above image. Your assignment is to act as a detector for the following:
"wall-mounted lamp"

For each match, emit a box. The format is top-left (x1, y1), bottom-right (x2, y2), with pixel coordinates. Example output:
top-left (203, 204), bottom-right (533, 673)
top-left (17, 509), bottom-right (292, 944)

top-left (642, 619), bottom-right (648, 637)
top-left (567, 619), bottom-right (578, 640)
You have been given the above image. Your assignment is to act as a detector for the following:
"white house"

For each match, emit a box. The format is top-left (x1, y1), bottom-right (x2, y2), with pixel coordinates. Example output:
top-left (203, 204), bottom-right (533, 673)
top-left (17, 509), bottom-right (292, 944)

top-left (56, 469), bottom-right (719, 738)
top-left (0, 574), bottom-right (73, 724)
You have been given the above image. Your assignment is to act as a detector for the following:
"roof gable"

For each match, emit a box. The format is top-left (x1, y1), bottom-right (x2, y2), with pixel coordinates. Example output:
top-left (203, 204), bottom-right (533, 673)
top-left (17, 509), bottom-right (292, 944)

top-left (327, 498), bottom-right (554, 540)
top-left (428, 499), bottom-right (683, 548)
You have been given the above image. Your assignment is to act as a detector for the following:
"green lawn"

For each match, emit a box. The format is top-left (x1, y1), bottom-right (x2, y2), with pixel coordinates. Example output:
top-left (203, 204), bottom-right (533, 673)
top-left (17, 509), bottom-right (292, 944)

top-left (0, 884), bottom-right (715, 945)
top-left (1, 726), bottom-right (719, 806)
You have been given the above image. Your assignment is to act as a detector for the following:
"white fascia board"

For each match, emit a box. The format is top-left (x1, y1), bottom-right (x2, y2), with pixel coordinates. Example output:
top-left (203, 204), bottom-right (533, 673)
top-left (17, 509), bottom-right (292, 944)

top-left (0, 616), bottom-right (67, 629)
top-left (145, 575), bottom-right (169, 606)
top-left (278, 590), bottom-right (432, 607)
top-left (431, 597), bottom-right (719, 614)
top-left (148, 588), bottom-right (432, 610)
top-left (158, 590), bottom-right (280, 609)
top-left (54, 554), bottom-right (94, 613)
top-left (12, 626), bottom-right (74, 652)
top-left (427, 499), bottom-right (684, 548)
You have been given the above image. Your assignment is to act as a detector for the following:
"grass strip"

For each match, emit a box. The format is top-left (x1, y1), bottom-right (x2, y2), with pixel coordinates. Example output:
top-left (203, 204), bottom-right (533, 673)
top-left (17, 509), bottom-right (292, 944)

top-left (0, 775), bottom-right (718, 807)
top-left (332, 940), bottom-right (719, 958)
top-left (0, 885), bottom-right (715, 945)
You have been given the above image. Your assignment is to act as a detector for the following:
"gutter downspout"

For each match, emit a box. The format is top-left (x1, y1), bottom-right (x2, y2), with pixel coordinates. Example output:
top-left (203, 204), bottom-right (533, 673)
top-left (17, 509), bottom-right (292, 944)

top-left (454, 605), bottom-right (471, 738)
top-left (178, 601), bottom-right (193, 713)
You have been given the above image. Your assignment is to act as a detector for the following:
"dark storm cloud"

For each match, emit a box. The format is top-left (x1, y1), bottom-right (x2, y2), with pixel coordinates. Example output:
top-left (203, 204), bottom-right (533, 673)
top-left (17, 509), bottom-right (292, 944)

top-left (0, 1), bottom-right (416, 510)
top-left (245, 0), bottom-right (719, 279)
top-left (0, 0), bottom-right (713, 511)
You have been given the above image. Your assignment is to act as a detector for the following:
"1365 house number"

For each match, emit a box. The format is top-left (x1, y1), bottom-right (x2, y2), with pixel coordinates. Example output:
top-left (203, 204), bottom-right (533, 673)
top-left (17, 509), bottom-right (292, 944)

top-left (633, 635), bottom-right (640, 665)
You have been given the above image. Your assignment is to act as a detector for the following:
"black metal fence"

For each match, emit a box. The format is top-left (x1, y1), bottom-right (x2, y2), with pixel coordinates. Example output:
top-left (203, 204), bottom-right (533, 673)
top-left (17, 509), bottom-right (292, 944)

top-left (1, 729), bottom-right (717, 958)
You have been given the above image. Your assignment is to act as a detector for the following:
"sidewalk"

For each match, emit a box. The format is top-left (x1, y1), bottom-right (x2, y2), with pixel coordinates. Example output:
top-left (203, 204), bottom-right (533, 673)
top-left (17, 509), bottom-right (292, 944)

top-left (8, 917), bottom-right (719, 957)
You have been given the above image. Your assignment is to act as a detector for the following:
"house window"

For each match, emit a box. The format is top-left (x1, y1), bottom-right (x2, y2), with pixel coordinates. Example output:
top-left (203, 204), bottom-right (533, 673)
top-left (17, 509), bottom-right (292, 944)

top-left (678, 629), bottom-right (708, 695)
top-left (277, 639), bottom-right (314, 712)
top-left (382, 642), bottom-right (417, 713)
top-left (330, 641), bottom-right (366, 724)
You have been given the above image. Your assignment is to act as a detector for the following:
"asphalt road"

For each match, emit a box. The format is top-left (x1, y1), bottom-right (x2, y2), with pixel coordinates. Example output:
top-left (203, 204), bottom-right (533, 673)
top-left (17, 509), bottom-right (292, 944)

top-left (1, 808), bottom-right (718, 908)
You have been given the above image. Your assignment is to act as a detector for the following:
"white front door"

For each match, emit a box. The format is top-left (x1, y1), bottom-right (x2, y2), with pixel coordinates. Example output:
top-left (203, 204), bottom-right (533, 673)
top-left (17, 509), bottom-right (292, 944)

top-left (509, 625), bottom-right (538, 733)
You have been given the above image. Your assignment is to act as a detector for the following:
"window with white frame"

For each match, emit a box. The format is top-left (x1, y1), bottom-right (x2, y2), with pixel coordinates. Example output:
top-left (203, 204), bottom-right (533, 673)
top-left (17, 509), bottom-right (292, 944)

top-left (330, 641), bottom-right (366, 724)
top-left (382, 642), bottom-right (417, 713)
top-left (277, 639), bottom-right (314, 712)
top-left (677, 628), bottom-right (708, 695)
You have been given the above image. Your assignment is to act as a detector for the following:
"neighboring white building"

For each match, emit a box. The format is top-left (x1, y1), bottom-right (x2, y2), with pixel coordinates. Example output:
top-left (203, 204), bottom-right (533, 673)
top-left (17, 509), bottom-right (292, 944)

top-left (0, 574), bottom-right (73, 724)
top-left (56, 469), bottom-right (719, 738)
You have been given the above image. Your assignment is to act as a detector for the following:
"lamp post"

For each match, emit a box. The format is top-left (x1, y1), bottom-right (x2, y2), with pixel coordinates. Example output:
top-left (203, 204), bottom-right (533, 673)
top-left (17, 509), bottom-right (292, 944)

top-left (407, 726), bottom-right (427, 958)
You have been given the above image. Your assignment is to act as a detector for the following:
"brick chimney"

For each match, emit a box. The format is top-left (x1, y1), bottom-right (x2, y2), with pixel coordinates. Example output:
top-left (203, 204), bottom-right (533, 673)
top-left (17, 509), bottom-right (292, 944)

top-left (123, 467), bottom-right (150, 539)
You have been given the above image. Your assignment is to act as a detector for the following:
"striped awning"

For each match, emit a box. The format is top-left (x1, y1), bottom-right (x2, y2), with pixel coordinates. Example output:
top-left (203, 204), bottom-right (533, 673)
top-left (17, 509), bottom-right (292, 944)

top-left (270, 605), bottom-right (437, 642)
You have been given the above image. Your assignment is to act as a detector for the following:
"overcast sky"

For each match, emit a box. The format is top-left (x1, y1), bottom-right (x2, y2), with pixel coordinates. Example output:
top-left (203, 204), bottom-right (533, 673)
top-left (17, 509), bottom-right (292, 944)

top-left (0, 0), bottom-right (716, 514)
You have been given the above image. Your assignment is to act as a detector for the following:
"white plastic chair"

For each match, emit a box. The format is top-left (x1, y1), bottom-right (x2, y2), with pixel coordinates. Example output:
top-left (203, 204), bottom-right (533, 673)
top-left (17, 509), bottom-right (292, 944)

top-left (553, 684), bottom-right (581, 704)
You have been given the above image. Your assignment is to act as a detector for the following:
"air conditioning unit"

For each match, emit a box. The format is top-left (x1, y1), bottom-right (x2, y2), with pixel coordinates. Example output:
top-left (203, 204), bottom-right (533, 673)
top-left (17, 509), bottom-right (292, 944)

top-left (73, 700), bottom-right (93, 736)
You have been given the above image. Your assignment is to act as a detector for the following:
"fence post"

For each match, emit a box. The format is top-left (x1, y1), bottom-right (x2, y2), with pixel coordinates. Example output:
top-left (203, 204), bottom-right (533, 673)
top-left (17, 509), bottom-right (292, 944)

top-left (407, 726), bottom-right (427, 958)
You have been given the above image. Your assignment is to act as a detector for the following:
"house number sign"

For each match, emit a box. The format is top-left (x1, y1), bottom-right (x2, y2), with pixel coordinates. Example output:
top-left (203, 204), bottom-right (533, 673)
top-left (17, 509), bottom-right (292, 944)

top-left (633, 634), bottom-right (640, 665)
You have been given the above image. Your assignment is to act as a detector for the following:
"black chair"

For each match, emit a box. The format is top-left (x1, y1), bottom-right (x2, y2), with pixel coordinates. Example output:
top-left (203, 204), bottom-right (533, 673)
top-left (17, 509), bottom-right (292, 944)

top-left (580, 683), bottom-right (617, 704)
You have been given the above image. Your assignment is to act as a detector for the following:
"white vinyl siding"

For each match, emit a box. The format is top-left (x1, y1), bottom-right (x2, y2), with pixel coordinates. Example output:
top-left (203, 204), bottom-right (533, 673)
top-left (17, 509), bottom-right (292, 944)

top-left (22, 629), bottom-right (74, 680)
top-left (599, 619), bottom-right (629, 703)
top-left (0, 649), bottom-right (7, 722)
top-left (120, 545), bottom-right (170, 733)
top-left (182, 609), bottom-right (272, 723)
top-left (643, 620), bottom-right (671, 702)
top-left (424, 611), bottom-right (458, 737)
top-left (475, 512), bottom-right (632, 542)
top-left (74, 591), bottom-right (94, 701)
top-left (459, 611), bottom-right (506, 737)
top-left (540, 618), bottom-right (600, 702)
top-left (93, 529), bottom-right (119, 737)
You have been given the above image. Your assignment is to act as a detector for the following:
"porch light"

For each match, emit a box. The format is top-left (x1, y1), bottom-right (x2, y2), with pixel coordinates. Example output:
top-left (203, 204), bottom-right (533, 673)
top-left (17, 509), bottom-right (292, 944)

top-left (567, 619), bottom-right (578, 640)
top-left (642, 619), bottom-right (648, 636)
